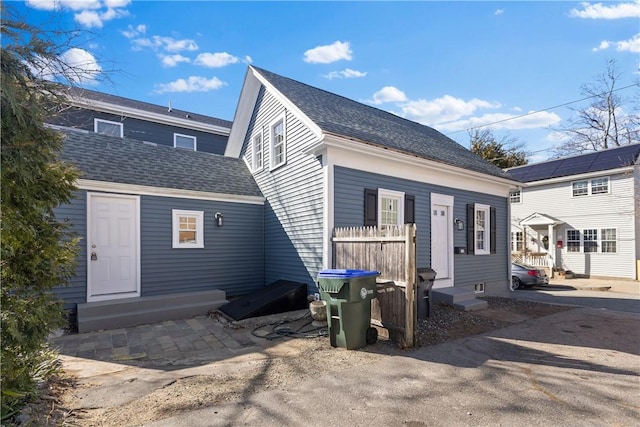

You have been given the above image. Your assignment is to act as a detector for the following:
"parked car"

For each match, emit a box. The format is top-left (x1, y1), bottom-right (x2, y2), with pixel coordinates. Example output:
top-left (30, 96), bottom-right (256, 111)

top-left (511, 263), bottom-right (549, 290)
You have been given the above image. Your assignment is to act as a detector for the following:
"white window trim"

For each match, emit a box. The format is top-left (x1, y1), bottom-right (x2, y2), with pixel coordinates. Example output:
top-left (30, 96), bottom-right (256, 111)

top-left (564, 227), bottom-right (617, 254)
top-left (475, 203), bottom-right (490, 255)
top-left (172, 209), bottom-right (204, 249)
top-left (269, 114), bottom-right (287, 170)
top-left (571, 177), bottom-right (610, 197)
top-left (377, 188), bottom-right (404, 229)
top-left (94, 118), bottom-right (123, 138)
top-left (174, 133), bottom-right (197, 151)
top-left (509, 190), bottom-right (522, 204)
top-left (252, 131), bottom-right (264, 172)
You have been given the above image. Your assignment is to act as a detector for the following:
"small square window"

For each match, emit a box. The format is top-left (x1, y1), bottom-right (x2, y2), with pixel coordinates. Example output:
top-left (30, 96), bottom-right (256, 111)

top-left (509, 190), bottom-right (521, 204)
top-left (172, 210), bottom-right (204, 248)
top-left (174, 133), bottom-right (197, 151)
top-left (95, 119), bottom-right (123, 137)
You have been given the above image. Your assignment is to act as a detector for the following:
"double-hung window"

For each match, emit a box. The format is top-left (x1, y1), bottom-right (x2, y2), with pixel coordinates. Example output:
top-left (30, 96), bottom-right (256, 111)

top-left (95, 118), bottom-right (123, 137)
top-left (252, 132), bottom-right (264, 171)
top-left (565, 228), bottom-right (617, 253)
top-left (270, 116), bottom-right (286, 169)
top-left (174, 133), bottom-right (197, 151)
top-left (378, 189), bottom-right (404, 232)
top-left (474, 204), bottom-right (490, 255)
top-left (572, 177), bottom-right (610, 196)
top-left (511, 231), bottom-right (523, 252)
top-left (172, 210), bottom-right (204, 248)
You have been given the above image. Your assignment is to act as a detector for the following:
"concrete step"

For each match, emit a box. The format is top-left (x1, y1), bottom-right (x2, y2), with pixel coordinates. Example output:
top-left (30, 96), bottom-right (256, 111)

top-left (453, 299), bottom-right (488, 312)
top-left (77, 289), bottom-right (227, 333)
top-left (432, 287), bottom-right (477, 305)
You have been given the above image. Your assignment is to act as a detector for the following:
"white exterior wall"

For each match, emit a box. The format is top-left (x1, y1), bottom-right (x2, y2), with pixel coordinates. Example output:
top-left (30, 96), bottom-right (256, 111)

top-left (511, 169), bottom-right (638, 280)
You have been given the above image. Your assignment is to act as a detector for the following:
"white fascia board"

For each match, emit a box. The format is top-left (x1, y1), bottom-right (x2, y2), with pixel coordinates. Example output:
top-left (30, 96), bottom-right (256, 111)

top-left (310, 134), bottom-right (518, 197)
top-left (519, 166), bottom-right (635, 187)
top-left (225, 69), bottom-right (260, 157)
top-left (67, 96), bottom-right (230, 136)
top-left (77, 179), bottom-right (265, 205)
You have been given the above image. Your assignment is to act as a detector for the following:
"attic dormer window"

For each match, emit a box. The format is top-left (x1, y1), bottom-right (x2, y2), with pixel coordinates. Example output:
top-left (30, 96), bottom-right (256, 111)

top-left (174, 133), bottom-right (197, 151)
top-left (270, 115), bottom-right (286, 170)
top-left (94, 118), bottom-right (123, 138)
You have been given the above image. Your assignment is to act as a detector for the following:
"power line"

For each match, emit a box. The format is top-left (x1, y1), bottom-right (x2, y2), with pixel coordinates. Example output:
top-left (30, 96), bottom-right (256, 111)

top-left (445, 82), bottom-right (639, 136)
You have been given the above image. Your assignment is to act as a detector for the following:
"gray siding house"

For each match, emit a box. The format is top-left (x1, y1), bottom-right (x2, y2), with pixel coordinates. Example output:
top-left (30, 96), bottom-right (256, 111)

top-left (48, 86), bottom-right (231, 154)
top-left (226, 66), bottom-right (519, 297)
top-left (56, 129), bottom-right (264, 331)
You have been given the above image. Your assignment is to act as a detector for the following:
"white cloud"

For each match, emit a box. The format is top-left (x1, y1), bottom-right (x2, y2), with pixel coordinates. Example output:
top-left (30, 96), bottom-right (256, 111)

top-left (324, 68), bottom-right (367, 79)
top-left (194, 52), bottom-right (240, 68)
top-left (122, 24), bottom-right (146, 39)
top-left (440, 111), bottom-right (562, 133)
top-left (570, 1), bottom-right (640, 19)
top-left (31, 47), bottom-right (102, 85)
top-left (160, 54), bottom-right (190, 67)
top-left (131, 35), bottom-right (198, 52)
top-left (592, 33), bottom-right (640, 53)
top-left (615, 33), bottom-right (640, 52)
top-left (153, 76), bottom-right (227, 93)
top-left (26, 0), bottom-right (130, 28)
top-left (304, 41), bottom-right (352, 64)
top-left (371, 86), bottom-right (408, 104)
top-left (399, 95), bottom-right (500, 125)
top-left (494, 9), bottom-right (504, 15)
top-left (244, 55), bottom-right (253, 64)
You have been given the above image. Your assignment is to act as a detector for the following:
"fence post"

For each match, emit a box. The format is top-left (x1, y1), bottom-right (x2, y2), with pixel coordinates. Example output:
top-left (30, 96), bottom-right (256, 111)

top-left (404, 224), bottom-right (417, 348)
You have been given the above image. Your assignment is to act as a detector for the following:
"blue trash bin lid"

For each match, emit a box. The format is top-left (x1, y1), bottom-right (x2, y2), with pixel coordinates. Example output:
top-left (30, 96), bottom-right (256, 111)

top-left (317, 269), bottom-right (379, 279)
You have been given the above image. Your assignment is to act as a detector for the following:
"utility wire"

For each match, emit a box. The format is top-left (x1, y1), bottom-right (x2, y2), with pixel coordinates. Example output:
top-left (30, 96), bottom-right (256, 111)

top-left (445, 82), bottom-right (639, 137)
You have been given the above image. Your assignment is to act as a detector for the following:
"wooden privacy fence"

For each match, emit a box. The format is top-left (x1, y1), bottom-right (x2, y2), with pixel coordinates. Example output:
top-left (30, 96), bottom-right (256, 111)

top-left (332, 224), bottom-right (417, 348)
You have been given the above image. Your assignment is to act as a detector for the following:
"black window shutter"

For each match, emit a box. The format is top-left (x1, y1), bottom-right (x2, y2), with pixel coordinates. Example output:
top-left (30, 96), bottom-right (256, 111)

top-left (404, 194), bottom-right (415, 224)
top-left (467, 204), bottom-right (475, 254)
top-left (490, 206), bottom-right (497, 254)
top-left (364, 188), bottom-right (378, 227)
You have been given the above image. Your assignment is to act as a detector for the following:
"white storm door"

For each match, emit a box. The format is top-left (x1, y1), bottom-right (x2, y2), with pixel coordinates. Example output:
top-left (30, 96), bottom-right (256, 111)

top-left (431, 194), bottom-right (454, 289)
top-left (87, 193), bottom-right (140, 302)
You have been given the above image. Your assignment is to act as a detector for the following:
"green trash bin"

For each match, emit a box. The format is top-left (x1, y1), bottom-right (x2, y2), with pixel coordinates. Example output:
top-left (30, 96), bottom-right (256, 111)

top-left (317, 269), bottom-right (379, 350)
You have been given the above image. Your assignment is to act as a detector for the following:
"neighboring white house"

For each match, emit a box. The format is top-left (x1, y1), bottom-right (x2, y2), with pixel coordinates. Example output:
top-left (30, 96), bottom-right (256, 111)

top-left (507, 144), bottom-right (640, 281)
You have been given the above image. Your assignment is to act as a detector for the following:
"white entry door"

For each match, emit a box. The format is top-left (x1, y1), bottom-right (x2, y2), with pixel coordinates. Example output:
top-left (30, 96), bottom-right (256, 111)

top-left (431, 194), bottom-right (454, 288)
top-left (87, 193), bottom-right (140, 302)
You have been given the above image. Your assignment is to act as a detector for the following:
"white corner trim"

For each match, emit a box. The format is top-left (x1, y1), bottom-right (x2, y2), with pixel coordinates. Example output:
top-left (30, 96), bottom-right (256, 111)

top-left (77, 179), bottom-right (265, 205)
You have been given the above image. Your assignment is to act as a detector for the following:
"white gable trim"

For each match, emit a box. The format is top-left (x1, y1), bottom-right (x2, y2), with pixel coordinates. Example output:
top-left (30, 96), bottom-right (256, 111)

top-left (520, 212), bottom-right (563, 226)
top-left (310, 134), bottom-right (518, 197)
top-left (226, 66), bottom-right (322, 158)
top-left (77, 179), bottom-right (265, 205)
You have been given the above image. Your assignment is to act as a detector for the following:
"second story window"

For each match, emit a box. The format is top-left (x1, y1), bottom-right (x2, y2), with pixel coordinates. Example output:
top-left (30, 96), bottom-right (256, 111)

top-left (509, 190), bottom-right (521, 204)
top-left (252, 132), bottom-right (263, 171)
top-left (174, 133), bottom-right (197, 151)
top-left (572, 177), bottom-right (610, 197)
top-left (270, 116), bottom-right (286, 170)
top-left (95, 118), bottom-right (123, 137)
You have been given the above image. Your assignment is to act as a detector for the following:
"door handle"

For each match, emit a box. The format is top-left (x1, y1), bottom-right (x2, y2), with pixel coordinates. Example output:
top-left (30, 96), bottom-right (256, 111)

top-left (91, 252), bottom-right (98, 261)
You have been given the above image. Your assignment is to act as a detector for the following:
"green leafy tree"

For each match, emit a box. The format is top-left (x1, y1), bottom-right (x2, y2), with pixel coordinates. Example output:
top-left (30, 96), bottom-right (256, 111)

top-left (1, 7), bottom-right (82, 419)
top-left (469, 128), bottom-right (528, 168)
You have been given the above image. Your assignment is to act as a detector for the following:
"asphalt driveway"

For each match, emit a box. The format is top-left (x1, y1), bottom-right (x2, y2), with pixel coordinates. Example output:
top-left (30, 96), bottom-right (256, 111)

top-left (148, 306), bottom-right (640, 427)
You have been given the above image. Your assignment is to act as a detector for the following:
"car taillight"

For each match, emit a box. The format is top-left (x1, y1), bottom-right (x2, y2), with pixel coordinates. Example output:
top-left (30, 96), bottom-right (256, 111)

top-left (527, 270), bottom-right (540, 277)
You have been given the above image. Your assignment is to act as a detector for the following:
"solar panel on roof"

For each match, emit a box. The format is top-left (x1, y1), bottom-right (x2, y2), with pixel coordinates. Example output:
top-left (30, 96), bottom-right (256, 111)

top-left (588, 145), bottom-right (640, 172)
top-left (519, 161), bottom-right (563, 182)
top-left (557, 156), bottom-right (596, 176)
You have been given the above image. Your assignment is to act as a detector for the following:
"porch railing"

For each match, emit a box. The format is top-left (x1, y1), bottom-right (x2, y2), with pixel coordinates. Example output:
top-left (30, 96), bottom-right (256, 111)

top-left (511, 252), bottom-right (550, 267)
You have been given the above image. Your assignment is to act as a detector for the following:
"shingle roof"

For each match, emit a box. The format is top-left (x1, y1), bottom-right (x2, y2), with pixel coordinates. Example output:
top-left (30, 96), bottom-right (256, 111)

top-left (507, 144), bottom-right (640, 182)
top-left (64, 86), bottom-right (233, 129)
top-left (59, 129), bottom-right (262, 197)
top-left (252, 67), bottom-right (513, 180)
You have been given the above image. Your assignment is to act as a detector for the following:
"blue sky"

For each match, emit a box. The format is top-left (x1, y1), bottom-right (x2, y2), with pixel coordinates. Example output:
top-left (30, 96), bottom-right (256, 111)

top-left (14, 0), bottom-right (640, 161)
